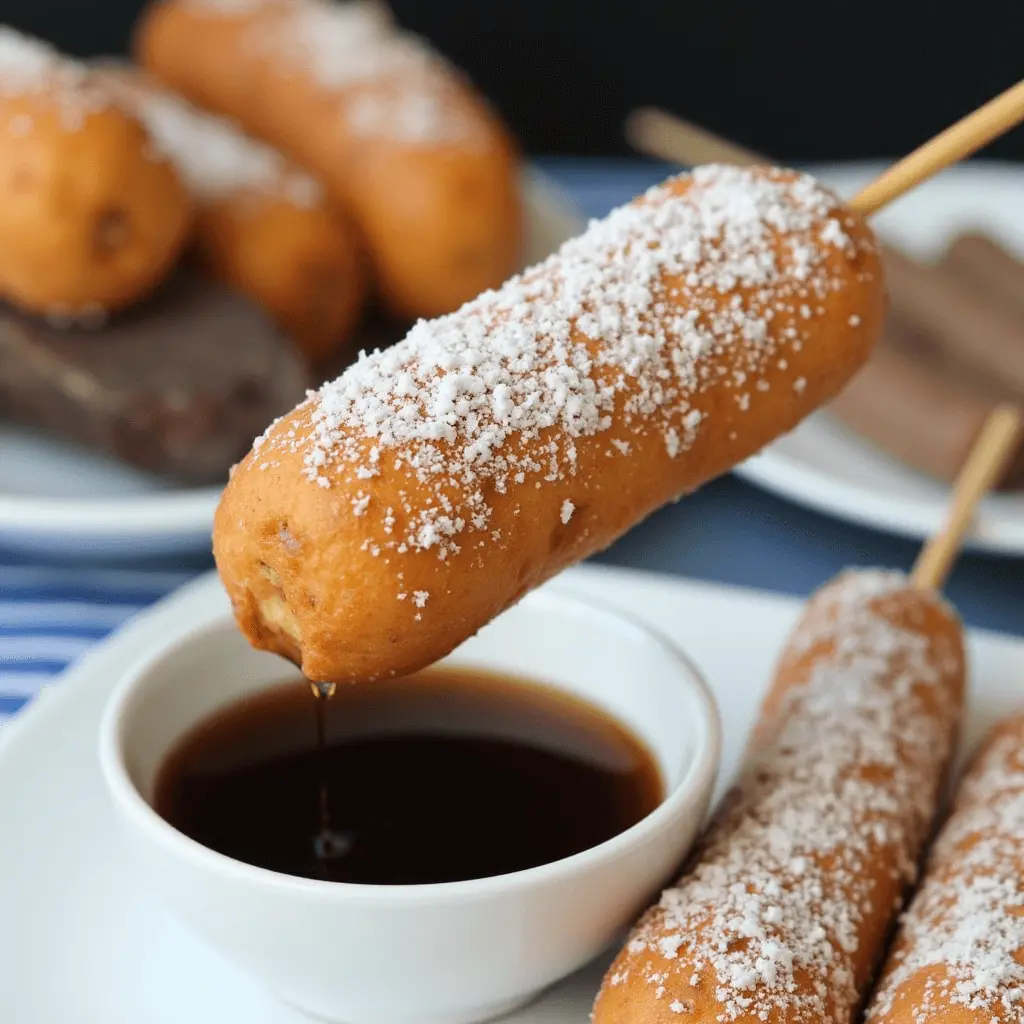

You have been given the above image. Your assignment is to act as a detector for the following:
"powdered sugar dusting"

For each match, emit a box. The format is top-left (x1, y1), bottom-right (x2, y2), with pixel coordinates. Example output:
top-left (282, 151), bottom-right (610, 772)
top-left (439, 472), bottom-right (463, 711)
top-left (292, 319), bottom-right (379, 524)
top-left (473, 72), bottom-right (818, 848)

top-left (0, 28), bottom-right (109, 131)
top-left (868, 723), bottom-right (1024, 1024)
top-left (97, 69), bottom-right (321, 204)
top-left (615, 569), bottom-right (962, 1024)
top-left (231, 0), bottom-right (485, 144)
top-left (254, 165), bottom-right (867, 568)
top-left (0, 28), bottom-right (82, 92)
top-left (184, 0), bottom-right (268, 10)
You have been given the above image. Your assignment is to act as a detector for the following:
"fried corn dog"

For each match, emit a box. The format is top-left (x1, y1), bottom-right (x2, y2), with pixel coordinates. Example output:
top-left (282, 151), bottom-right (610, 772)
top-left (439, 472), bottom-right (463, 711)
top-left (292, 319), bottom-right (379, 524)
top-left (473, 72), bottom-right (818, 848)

top-left (93, 62), bottom-right (367, 366)
top-left (212, 165), bottom-right (886, 683)
top-left (593, 569), bottom-right (965, 1024)
top-left (866, 713), bottom-right (1024, 1024)
top-left (135, 0), bottom-right (523, 320)
top-left (0, 28), bottom-right (190, 317)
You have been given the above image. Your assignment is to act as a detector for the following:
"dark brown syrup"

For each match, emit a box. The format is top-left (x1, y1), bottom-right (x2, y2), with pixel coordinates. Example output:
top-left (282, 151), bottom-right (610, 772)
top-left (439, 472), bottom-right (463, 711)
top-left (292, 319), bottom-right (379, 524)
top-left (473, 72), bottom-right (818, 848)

top-left (154, 667), bottom-right (662, 884)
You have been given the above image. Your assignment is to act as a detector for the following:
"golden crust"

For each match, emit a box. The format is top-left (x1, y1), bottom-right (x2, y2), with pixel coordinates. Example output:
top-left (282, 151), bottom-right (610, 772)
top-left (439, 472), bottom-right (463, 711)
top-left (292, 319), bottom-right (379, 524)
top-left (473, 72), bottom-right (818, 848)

top-left (93, 63), bottom-right (368, 367)
top-left (593, 571), bottom-right (964, 1024)
top-left (135, 0), bottom-right (523, 320)
top-left (0, 84), bottom-right (190, 316)
top-left (193, 192), bottom-right (366, 367)
top-left (865, 714), bottom-right (1024, 1024)
top-left (213, 166), bottom-right (885, 683)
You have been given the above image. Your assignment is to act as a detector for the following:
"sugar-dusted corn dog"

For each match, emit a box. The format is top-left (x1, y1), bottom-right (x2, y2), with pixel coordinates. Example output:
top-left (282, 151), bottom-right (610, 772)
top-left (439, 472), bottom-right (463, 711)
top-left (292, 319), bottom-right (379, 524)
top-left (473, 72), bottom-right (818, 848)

top-left (0, 28), bottom-right (190, 318)
top-left (593, 569), bottom-right (965, 1024)
top-left (93, 62), bottom-right (367, 367)
top-left (212, 165), bottom-right (886, 682)
top-left (134, 0), bottom-right (523, 320)
top-left (866, 713), bottom-right (1024, 1024)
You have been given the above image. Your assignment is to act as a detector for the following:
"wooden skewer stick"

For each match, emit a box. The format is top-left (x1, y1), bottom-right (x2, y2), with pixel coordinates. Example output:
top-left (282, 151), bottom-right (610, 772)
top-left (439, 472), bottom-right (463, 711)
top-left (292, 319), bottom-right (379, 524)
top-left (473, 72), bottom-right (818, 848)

top-left (627, 80), bottom-right (1024, 218)
top-left (852, 80), bottom-right (1024, 215)
top-left (625, 107), bottom-right (763, 167)
top-left (910, 405), bottom-right (1022, 591)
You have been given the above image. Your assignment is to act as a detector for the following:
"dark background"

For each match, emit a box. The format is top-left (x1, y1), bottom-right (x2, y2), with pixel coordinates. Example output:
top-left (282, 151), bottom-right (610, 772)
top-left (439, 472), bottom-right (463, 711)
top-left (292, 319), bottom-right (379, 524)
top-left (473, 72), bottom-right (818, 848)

top-left (7, 0), bottom-right (1024, 162)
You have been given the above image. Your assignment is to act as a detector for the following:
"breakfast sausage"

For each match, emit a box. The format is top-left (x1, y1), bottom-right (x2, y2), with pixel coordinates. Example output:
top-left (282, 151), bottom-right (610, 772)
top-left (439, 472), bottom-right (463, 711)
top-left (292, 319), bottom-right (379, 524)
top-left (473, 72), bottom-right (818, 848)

top-left (134, 0), bottom-right (523, 320)
top-left (0, 29), bottom-right (191, 318)
top-left (93, 63), bottom-right (367, 367)
top-left (593, 569), bottom-right (965, 1024)
top-left (212, 165), bottom-right (886, 682)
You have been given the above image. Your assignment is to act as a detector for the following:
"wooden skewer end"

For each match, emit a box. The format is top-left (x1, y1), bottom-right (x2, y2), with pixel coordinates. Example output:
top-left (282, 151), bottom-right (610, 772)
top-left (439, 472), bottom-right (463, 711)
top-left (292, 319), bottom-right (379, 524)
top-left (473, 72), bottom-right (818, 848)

top-left (850, 79), bottom-right (1024, 217)
top-left (910, 404), bottom-right (1022, 592)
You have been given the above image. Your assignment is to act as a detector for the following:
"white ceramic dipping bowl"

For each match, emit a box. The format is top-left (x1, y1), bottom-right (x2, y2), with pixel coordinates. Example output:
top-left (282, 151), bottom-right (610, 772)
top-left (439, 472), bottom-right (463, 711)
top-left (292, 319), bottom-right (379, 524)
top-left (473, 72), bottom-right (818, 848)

top-left (99, 586), bottom-right (720, 1024)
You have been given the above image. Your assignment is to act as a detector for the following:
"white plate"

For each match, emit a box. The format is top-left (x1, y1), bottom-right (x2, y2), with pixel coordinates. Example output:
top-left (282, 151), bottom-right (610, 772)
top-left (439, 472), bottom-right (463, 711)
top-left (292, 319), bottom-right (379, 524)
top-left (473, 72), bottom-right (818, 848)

top-left (0, 168), bottom-right (586, 561)
top-left (2, 561), bottom-right (1023, 1022)
top-left (735, 160), bottom-right (1024, 553)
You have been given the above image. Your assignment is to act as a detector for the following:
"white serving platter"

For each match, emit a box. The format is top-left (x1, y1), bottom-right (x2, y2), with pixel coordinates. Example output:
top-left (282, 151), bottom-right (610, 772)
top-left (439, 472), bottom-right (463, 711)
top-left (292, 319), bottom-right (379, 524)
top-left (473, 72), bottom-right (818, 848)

top-left (1, 562), bottom-right (1021, 1021)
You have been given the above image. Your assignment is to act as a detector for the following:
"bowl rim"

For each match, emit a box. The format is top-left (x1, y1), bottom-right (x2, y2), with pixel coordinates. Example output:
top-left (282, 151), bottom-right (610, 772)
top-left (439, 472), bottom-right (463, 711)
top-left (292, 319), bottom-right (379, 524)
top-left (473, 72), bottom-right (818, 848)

top-left (98, 584), bottom-right (721, 905)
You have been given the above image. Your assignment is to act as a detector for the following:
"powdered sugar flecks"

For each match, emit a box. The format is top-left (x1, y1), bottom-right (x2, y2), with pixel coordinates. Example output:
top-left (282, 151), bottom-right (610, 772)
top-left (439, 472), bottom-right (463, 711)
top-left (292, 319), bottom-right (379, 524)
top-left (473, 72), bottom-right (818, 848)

top-left (98, 69), bottom-right (322, 204)
top-left (0, 28), bottom-right (110, 131)
top-left (621, 570), bottom-right (961, 1024)
top-left (237, 0), bottom-right (483, 145)
top-left (255, 165), bottom-right (866, 564)
top-left (867, 726), bottom-right (1024, 1024)
top-left (184, 0), bottom-right (268, 11)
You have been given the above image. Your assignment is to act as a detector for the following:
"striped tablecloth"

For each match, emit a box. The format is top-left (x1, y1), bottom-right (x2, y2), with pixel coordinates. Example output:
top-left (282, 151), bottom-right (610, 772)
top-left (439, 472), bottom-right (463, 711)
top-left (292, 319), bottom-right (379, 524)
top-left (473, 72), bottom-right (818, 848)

top-left (0, 562), bottom-right (199, 725)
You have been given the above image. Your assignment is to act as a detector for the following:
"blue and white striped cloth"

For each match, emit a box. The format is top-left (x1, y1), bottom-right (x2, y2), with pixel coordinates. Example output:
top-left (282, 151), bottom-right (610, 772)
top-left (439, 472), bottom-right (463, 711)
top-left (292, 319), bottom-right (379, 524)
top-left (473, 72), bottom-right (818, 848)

top-left (0, 562), bottom-right (201, 724)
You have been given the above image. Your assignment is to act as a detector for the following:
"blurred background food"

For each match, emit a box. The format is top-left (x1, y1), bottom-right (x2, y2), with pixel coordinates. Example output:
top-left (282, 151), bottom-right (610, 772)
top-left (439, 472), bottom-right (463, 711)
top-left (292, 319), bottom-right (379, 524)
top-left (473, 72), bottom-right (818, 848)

top-left (0, 2), bottom-right (525, 484)
top-left (829, 233), bottom-right (1024, 489)
top-left (0, 0), bottom-right (1022, 496)
top-left (0, 29), bottom-right (192, 318)
top-left (132, 0), bottom-right (522, 322)
top-left (0, 270), bottom-right (310, 483)
top-left (92, 61), bottom-right (369, 370)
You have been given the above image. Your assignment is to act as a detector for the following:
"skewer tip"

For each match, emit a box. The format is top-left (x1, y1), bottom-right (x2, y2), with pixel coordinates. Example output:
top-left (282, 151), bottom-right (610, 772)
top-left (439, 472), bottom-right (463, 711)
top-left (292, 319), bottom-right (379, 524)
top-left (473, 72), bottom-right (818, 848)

top-left (911, 403), bottom-right (1022, 591)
